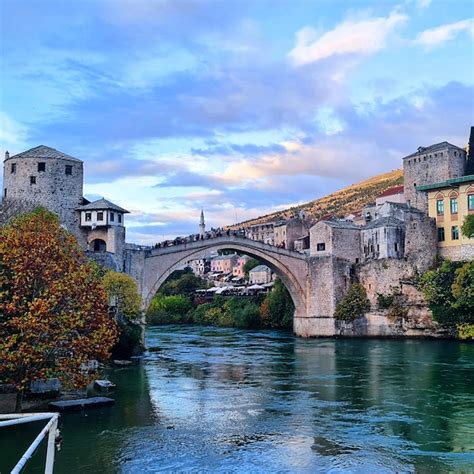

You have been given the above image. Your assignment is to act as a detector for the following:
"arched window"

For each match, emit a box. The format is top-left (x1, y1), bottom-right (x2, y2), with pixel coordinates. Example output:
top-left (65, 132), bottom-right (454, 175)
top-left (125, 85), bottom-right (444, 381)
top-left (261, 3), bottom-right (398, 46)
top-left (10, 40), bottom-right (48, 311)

top-left (91, 239), bottom-right (107, 252)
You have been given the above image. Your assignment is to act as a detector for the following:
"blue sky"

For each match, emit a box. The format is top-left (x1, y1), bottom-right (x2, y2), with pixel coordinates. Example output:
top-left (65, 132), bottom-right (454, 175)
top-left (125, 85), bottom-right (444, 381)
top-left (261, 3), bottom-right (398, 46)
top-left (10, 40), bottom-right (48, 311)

top-left (1, 0), bottom-right (473, 244)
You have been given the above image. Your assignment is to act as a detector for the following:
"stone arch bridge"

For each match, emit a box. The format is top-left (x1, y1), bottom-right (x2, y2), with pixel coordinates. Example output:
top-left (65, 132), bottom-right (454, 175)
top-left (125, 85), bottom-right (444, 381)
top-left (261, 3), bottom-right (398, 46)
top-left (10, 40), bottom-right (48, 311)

top-left (124, 236), bottom-right (344, 337)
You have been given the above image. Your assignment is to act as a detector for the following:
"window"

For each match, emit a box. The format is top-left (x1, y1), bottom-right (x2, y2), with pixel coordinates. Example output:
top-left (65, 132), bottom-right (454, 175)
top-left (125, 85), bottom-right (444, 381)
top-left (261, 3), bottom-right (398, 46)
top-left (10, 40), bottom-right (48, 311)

top-left (30, 176), bottom-right (36, 184)
top-left (118, 214), bottom-right (122, 223)
top-left (414, 182), bottom-right (417, 188)
top-left (65, 165), bottom-right (72, 175)
top-left (3, 188), bottom-right (6, 198)
top-left (469, 194), bottom-right (474, 211)
top-left (97, 212), bottom-right (104, 221)
top-left (110, 212), bottom-right (115, 222)
top-left (437, 227), bottom-right (445, 242)
top-left (451, 226), bottom-right (459, 241)
top-left (316, 243), bottom-right (326, 251)
top-left (436, 199), bottom-right (444, 215)
top-left (38, 162), bottom-right (46, 172)
top-left (85, 212), bottom-right (91, 222)
top-left (11, 163), bottom-right (16, 174)
top-left (394, 242), bottom-right (399, 252)
top-left (450, 197), bottom-right (458, 214)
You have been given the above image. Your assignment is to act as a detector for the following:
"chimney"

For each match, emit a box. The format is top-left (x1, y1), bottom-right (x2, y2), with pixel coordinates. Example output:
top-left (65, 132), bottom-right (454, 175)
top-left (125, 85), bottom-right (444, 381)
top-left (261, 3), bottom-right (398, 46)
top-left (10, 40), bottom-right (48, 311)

top-left (5, 151), bottom-right (9, 160)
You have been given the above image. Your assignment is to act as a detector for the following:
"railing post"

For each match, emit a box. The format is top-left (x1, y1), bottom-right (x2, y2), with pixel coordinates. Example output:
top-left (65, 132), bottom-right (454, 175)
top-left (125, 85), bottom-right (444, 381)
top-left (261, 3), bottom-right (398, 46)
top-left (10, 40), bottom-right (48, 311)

top-left (45, 414), bottom-right (59, 474)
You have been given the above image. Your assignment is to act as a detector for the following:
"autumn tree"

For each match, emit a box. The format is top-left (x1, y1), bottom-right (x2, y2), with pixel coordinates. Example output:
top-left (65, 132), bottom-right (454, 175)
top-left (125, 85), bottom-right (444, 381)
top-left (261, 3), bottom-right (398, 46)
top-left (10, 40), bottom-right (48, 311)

top-left (0, 209), bottom-right (117, 410)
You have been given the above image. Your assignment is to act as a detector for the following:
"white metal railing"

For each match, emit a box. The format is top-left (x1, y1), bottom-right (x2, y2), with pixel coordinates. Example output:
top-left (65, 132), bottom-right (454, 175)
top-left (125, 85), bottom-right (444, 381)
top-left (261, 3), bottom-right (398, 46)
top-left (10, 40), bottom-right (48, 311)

top-left (0, 412), bottom-right (60, 473)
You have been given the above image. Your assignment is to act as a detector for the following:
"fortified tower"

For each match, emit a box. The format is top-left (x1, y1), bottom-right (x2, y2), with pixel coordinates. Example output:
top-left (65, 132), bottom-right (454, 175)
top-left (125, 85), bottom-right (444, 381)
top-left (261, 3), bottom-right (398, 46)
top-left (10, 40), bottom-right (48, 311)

top-left (402, 142), bottom-right (467, 212)
top-left (3, 145), bottom-right (84, 241)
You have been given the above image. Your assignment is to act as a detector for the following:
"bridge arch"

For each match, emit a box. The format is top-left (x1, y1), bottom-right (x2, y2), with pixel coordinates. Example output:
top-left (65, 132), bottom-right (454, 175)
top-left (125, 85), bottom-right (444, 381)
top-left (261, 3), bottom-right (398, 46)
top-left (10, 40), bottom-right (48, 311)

top-left (142, 238), bottom-right (308, 321)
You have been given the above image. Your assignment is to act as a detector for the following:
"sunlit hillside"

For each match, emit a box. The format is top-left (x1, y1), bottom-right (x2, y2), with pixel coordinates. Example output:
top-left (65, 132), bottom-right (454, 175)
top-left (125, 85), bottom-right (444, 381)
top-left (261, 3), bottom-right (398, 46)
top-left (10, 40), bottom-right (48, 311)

top-left (229, 169), bottom-right (404, 228)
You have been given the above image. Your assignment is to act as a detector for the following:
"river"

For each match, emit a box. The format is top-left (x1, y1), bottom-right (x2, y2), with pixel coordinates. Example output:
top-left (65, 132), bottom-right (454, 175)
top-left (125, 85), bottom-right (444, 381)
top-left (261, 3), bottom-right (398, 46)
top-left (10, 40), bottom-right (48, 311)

top-left (1, 326), bottom-right (474, 473)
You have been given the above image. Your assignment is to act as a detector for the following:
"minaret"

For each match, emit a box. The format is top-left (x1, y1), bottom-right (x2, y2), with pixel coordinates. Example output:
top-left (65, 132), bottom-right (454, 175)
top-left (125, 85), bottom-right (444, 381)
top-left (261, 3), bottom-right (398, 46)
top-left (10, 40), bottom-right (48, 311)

top-left (199, 209), bottom-right (205, 238)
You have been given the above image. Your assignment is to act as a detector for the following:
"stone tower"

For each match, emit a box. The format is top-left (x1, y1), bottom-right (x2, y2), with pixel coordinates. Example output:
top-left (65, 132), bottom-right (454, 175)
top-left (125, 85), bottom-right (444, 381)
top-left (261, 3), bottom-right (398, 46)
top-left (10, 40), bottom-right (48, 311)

top-left (466, 126), bottom-right (474, 175)
top-left (3, 145), bottom-right (84, 241)
top-left (199, 209), bottom-right (205, 237)
top-left (402, 141), bottom-right (466, 212)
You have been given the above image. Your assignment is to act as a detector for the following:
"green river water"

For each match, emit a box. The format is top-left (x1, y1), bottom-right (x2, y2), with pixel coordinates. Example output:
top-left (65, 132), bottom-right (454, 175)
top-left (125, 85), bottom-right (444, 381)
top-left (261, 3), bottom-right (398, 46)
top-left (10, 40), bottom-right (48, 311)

top-left (1, 325), bottom-right (473, 473)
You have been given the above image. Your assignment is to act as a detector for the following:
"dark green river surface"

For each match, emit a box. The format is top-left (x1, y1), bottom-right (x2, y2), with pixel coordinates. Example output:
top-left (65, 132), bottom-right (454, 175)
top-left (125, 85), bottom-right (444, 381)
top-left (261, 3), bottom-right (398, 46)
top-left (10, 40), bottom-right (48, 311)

top-left (1, 325), bottom-right (474, 473)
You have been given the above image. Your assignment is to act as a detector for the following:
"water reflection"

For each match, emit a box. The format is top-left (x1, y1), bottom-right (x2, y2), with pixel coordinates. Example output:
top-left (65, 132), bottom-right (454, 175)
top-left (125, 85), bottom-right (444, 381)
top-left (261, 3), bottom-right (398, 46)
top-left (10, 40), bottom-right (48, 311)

top-left (1, 327), bottom-right (472, 473)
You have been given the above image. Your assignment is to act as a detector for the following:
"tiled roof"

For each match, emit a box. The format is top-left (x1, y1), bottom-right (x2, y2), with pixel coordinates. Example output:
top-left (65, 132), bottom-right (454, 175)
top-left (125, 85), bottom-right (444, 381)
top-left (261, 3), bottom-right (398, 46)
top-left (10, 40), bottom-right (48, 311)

top-left (402, 141), bottom-right (464, 160)
top-left (249, 265), bottom-right (270, 273)
top-left (319, 220), bottom-right (360, 230)
top-left (8, 145), bottom-right (82, 163)
top-left (377, 185), bottom-right (404, 198)
top-left (77, 198), bottom-right (129, 213)
top-left (364, 217), bottom-right (404, 229)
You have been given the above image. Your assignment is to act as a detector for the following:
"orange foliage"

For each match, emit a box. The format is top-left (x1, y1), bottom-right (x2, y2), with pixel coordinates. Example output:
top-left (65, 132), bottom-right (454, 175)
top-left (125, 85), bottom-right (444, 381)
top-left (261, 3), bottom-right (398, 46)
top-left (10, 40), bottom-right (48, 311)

top-left (0, 209), bottom-right (118, 391)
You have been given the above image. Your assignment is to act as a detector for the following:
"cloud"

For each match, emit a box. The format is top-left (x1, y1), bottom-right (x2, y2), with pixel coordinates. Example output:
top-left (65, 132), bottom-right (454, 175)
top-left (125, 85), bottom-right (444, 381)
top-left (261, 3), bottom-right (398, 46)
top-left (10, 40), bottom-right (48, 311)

top-left (289, 12), bottom-right (407, 65)
top-left (415, 18), bottom-right (474, 47)
top-left (417, 0), bottom-right (432, 8)
top-left (0, 112), bottom-right (29, 152)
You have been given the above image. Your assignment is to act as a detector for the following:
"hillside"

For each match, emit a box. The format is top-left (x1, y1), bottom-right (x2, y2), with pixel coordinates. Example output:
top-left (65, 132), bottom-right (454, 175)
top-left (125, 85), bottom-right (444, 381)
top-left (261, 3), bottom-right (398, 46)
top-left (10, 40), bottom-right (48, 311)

top-left (229, 169), bottom-right (404, 228)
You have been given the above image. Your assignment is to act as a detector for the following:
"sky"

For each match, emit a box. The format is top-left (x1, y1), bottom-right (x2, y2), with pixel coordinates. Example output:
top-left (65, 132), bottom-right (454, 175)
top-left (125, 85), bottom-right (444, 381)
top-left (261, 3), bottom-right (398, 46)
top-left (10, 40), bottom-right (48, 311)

top-left (1, 0), bottom-right (473, 244)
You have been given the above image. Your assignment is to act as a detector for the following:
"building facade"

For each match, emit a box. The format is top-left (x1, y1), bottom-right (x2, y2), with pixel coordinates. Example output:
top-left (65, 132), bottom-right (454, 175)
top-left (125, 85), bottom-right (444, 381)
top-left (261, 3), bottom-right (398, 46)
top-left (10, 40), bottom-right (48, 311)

top-left (245, 222), bottom-right (275, 245)
top-left (418, 175), bottom-right (474, 260)
top-left (249, 265), bottom-right (272, 284)
top-left (210, 254), bottom-right (238, 274)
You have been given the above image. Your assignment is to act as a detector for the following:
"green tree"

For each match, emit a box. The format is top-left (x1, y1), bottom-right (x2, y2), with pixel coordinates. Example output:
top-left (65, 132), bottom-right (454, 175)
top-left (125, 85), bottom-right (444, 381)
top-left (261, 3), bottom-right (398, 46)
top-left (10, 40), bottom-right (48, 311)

top-left (417, 260), bottom-right (464, 324)
top-left (334, 284), bottom-right (370, 321)
top-left (102, 271), bottom-right (143, 358)
top-left (0, 209), bottom-right (117, 410)
top-left (461, 214), bottom-right (474, 239)
top-left (159, 270), bottom-right (207, 296)
top-left (260, 278), bottom-right (294, 328)
top-left (102, 271), bottom-right (141, 319)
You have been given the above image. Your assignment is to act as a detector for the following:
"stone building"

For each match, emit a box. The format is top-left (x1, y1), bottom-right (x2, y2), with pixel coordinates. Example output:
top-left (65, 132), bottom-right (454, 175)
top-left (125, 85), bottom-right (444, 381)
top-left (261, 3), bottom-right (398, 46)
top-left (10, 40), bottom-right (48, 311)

top-left (402, 142), bottom-right (467, 212)
top-left (188, 257), bottom-right (211, 276)
top-left (3, 146), bottom-right (85, 244)
top-left (418, 174), bottom-right (474, 261)
top-left (274, 216), bottom-right (308, 250)
top-left (77, 198), bottom-right (129, 265)
top-left (210, 254), bottom-right (238, 274)
top-left (310, 220), bottom-right (361, 263)
top-left (249, 265), bottom-right (272, 284)
top-left (245, 222), bottom-right (275, 244)
top-left (375, 185), bottom-right (405, 206)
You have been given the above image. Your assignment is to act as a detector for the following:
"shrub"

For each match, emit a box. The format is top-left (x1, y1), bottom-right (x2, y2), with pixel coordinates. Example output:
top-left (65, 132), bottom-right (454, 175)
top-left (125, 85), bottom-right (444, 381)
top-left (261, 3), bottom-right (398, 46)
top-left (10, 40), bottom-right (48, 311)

top-left (334, 284), bottom-right (370, 321)
top-left (377, 292), bottom-right (395, 309)
top-left (457, 323), bottom-right (474, 340)
top-left (233, 302), bottom-right (261, 329)
top-left (147, 295), bottom-right (193, 324)
top-left (386, 304), bottom-right (408, 322)
top-left (461, 215), bottom-right (474, 239)
top-left (417, 260), bottom-right (473, 325)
